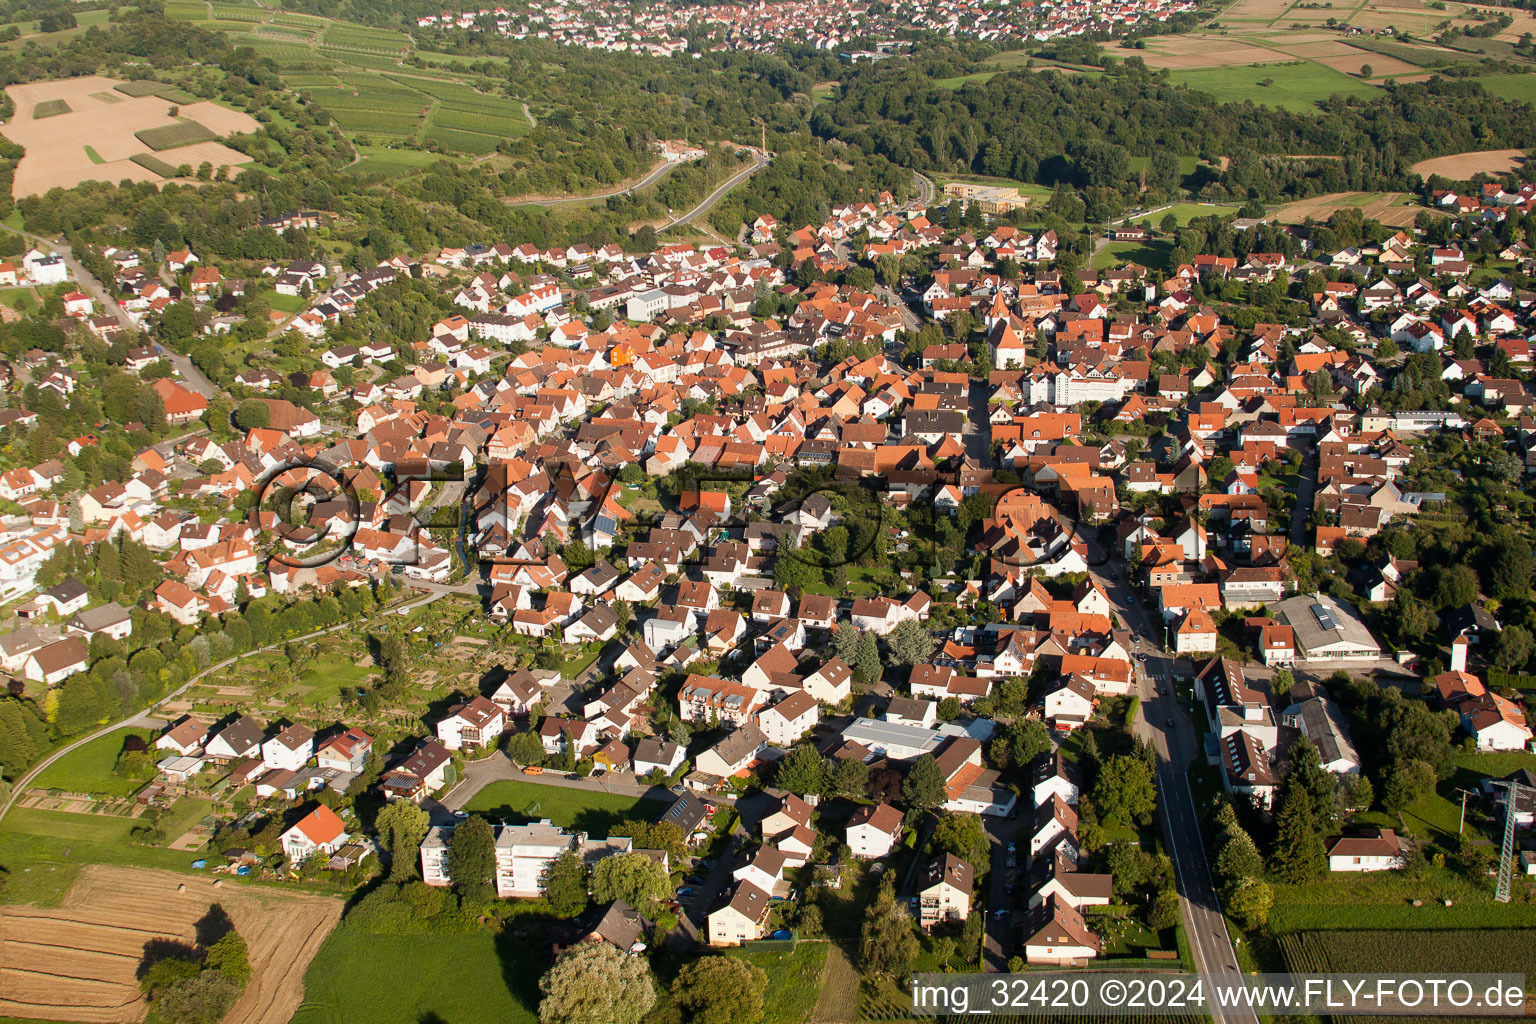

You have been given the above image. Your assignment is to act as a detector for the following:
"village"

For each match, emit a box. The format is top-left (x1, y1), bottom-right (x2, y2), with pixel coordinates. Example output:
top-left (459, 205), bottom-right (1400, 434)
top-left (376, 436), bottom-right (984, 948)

top-left (0, 161), bottom-right (1534, 1020)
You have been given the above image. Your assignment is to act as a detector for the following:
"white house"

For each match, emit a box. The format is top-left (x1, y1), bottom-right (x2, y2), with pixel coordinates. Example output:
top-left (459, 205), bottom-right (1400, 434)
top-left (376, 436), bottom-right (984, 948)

top-left (280, 805), bottom-right (348, 863)
top-left (435, 695), bottom-right (507, 751)
top-left (755, 691), bottom-right (819, 747)
top-left (262, 723), bottom-right (315, 771)
top-left (845, 802), bottom-right (904, 859)
top-left (1327, 828), bottom-right (1406, 872)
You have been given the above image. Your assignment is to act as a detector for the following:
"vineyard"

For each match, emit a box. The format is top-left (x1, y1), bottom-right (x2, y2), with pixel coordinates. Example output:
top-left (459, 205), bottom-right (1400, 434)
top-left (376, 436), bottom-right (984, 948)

top-left (135, 121), bottom-right (218, 150)
top-left (1280, 929), bottom-right (1536, 975)
top-left (128, 152), bottom-right (179, 177)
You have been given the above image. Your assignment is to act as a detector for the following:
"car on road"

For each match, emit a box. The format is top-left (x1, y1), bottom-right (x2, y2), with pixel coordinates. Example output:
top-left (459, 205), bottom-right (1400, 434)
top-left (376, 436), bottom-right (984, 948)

top-left (453, 810), bottom-right (468, 819)
top-left (993, 908), bottom-right (1009, 920)
top-left (1136, 653), bottom-right (1146, 662)
top-left (675, 887), bottom-right (694, 897)
top-left (522, 765), bottom-right (544, 775)
top-left (1167, 715), bottom-right (1175, 727)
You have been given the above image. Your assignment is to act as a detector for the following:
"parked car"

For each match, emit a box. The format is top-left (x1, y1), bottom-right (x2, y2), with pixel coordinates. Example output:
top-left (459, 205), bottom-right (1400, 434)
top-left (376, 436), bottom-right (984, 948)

top-left (522, 765), bottom-right (544, 775)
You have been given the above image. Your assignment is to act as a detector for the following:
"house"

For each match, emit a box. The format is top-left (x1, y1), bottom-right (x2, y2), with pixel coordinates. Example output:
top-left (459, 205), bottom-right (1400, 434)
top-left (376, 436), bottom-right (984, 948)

top-left (1028, 851), bottom-right (1112, 910)
top-left (436, 695), bottom-right (507, 751)
top-left (37, 580), bottom-right (88, 616)
top-left (707, 881), bottom-right (772, 946)
top-left (23, 636), bottom-right (88, 685)
top-left (756, 691), bottom-right (819, 746)
top-left (633, 738), bottom-right (686, 777)
top-left (1174, 607), bottom-right (1218, 655)
top-left (1029, 794), bottom-right (1079, 858)
top-left (262, 723), bottom-right (315, 771)
top-left (280, 805), bottom-right (348, 863)
top-left (381, 740), bottom-right (453, 802)
top-left (67, 601), bottom-right (133, 641)
top-left (1031, 751), bottom-right (1082, 807)
top-left (917, 853), bottom-right (973, 930)
top-left (1021, 894), bottom-right (1102, 965)
top-left (1461, 692), bottom-right (1533, 750)
top-left (316, 728), bottom-right (373, 773)
top-left (846, 802), bottom-right (904, 859)
top-left (205, 716), bottom-right (265, 762)
top-left (155, 716), bottom-right (208, 756)
top-left (695, 724), bottom-right (769, 779)
top-left (1327, 828), bottom-right (1406, 872)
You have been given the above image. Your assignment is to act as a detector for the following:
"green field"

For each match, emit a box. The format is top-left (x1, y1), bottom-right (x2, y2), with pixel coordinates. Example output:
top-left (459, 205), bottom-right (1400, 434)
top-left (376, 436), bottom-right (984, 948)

top-left (462, 780), bottom-right (665, 835)
top-left (135, 121), bottom-right (218, 150)
top-left (30, 728), bottom-right (156, 797)
top-left (1477, 72), bottom-right (1536, 105)
top-left (1280, 929), bottom-right (1536, 974)
top-left (424, 125), bottom-right (502, 154)
top-left (349, 144), bottom-right (448, 178)
top-left (291, 927), bottom-right (541, 1024)
top-left (1169, 62), bottom-right (1382, 112)
top-left (1094, 239), bottom-right (1174, 270)
top-left (32, 99), bottom-right (69, 118)
top-left (129, 152), bottom-right (180, 177)
top-left (0, 799), bottom-right (216, 905)
top-left (1142, 202), bottom-right (1239, 226)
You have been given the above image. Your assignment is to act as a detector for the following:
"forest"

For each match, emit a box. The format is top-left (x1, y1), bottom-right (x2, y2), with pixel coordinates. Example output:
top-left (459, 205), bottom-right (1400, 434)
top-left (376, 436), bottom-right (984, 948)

top-left (813, 61), bottom-right (1536, 210)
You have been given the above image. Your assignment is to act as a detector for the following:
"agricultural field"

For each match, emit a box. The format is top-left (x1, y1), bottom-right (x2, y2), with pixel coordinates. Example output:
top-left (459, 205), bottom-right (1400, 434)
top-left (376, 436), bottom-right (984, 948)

top-left (0, 865), bottom-right (341, 1024)
top-left (1166, 62), bottom-right (1381, 110)
top-left (1279, 929), bottom-right (1536, 975)
top-left (1273, 190), bottom-right (1429, 226)
top-left (1410, 148), bottom-right (1527, 178)
top-left (135, 120), bottom-right (218, 150)
top-left (0, 75), bottom-right (257, 195)
top-left (1476, 72), bottom-right (1536, 103)
top-left (31, 99), bottom-right (68, 118)
top-left (29, 728), bottom-right (157, 798)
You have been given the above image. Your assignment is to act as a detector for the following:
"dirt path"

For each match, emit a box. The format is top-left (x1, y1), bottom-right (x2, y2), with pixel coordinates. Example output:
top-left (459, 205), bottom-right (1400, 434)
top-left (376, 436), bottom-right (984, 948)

top-left (811, 941), bottom-right (859, 1023)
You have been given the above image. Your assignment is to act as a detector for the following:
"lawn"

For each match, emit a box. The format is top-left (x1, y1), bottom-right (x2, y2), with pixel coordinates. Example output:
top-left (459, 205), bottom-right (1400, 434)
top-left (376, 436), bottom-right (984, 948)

top-left (462, 780), bottom-right (665, 835)
top-left (1094, 239), bottom-right (1174, 270)
top-left (30, 727), bottom-right (155, 797)
top-left (0, 798), bottom-right (216, 905)
top-left (349, 144), bottom-right (447, 179)
top-left (290, 926), bottom-right (541, 1024)
top-left (1476, 72), bottom-right (1536, 104)
top-left (1169, 62), bottom-right (1381, 112)
top-left (266, 290), bottom-right (308, 313)
top-left (1143, 202), bottom-right (1240, 226)
top-left (559, 642), bottom-right (604, 679)
top-left (1267, 864), bottom-right (1536, 933)
top-left (730, 943), bottom-right (829, 1024)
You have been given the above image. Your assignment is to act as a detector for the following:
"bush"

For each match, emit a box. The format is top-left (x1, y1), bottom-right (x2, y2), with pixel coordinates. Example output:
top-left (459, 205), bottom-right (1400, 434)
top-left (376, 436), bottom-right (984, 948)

top-left (154, 971), bottom-right (240, 1024)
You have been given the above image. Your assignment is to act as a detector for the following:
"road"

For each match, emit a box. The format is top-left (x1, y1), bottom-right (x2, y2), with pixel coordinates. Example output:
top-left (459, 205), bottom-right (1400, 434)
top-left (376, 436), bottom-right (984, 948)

top-left (1291, 449), bottom-right (1319, 546)
top-left (12, 226), bottom-right (215, 397)
top-left (913, 170), bottom-right (935, 206)
top-left (505, 157), bottom-right (681, 208)
top-left (1084, 550), bottom-right (1256, 1023)
top-left (982, 813), bottom-right (1013, 972)
top-left (661, 152), bottom-right (770, 231)
top-left (0, 590), bottom-right (447, 823)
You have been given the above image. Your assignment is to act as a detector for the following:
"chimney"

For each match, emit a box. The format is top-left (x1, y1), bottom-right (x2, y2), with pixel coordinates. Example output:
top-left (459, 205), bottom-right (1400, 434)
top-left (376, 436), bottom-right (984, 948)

top-left (1450, 633), bottom-right (1469, 673)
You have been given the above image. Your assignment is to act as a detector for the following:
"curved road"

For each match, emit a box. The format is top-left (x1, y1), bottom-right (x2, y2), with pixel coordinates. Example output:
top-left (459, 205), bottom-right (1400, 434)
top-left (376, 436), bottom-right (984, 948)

top-left (661, 152), bottom-right (770, 231)
top-left (505, 158), bottom-right (682, 208)
top-left (0, 590), bottom-right (446, 824)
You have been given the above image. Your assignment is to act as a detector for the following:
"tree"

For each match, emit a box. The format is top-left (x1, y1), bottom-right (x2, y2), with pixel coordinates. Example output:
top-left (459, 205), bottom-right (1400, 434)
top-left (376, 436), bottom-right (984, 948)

top-left (1383, 758), bottom-right (1437, 814)
top-left (1092, 755), bottom-right (1157, 827)
top-left (1280, 737), bottom-right (1338, 835)
top-left (887, 619), bottom-right (935, 665)
top-left (834, 626), bottom-right (862, 665)
top-left (203, 929), bottom-right (250, 986)
top-left (775, 743), bottom-right (826, 796)
top-left (1148, 888), bottom-right (1182, 930)
top-left (591, 852), bottom-right (669, 910)
top-left (856, 629), bottom-right (882, 684)
top-left (931, 811), bottom-right (988, 867)
top-left (672, 956), bottom-right (769, 1024)
top-left (1270, 787), bottom-right (1327, 884)
top-left (902, 753), bottom-right (946, 810)
top-left (538, 942), bottom-right (655, 1024)
top-left (545, 851), bottom-right (589, 918)
top-left (1228, 876), bottom-right (1273, 928)
top-left (859, 883), bottom-right (918, 976)
top-left (829, 756), bottom-right (870, 799)
top-left (235, 399), bottom-right (270, 431)
top-left (1492, 624), bottom-right (1533, 672)
top-left (1271, 669), bottom-right (1294, 699)
top-left (154, 971), bottom-right (241, 1024)
top-left (1008, 718), bottom-right (1053, 767)
top-left (447, 815), bottom-right (497, 904)
top-left (375, 800), bottom-right (430, 881)
top-left (508, 729), bottom-right (545, 766)
top-left (936, 696), bottom-right (961, 722)
top-left (1214, 824), bottom-right (1264, 884)
top-left (1359, 63), bottom-right (1373, 77)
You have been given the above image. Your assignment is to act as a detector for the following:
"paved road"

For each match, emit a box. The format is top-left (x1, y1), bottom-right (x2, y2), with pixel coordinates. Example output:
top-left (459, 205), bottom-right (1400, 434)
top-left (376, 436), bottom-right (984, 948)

top-left (13, 227), bottom-right (216, 397)
top-left (1291, 449), bottom-right (1319, 546)
top-left (505, 158), bottom-right (682, 208)
top-left (662, 152), bottom-right (770, 231)
top-left (1084, 553), bottom-right (1255, 1022)
top-left (982, 813), bottom-right (1013, 972)
top-left (0, 590), bottom-right (447, 823)
top-left (913, 171), bottom-right (935, 206)
top-left (876, 283), bottom-right (921, 334)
